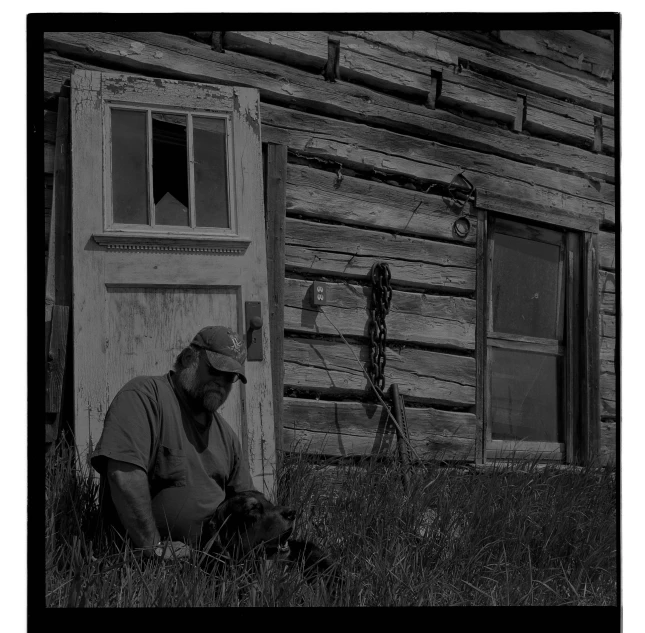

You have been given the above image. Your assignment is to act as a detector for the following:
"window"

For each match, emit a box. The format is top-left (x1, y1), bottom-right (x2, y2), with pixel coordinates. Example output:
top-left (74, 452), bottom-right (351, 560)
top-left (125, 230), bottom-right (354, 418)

top-left (105, 106), bottom-right (234, 233)
top-left (481, 214), bottom-right (600, 464)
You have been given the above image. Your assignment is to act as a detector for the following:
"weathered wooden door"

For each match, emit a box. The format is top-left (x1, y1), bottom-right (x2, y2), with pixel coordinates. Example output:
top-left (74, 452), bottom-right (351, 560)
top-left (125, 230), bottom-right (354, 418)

top-left (70, 70), bottom-right (275, 495)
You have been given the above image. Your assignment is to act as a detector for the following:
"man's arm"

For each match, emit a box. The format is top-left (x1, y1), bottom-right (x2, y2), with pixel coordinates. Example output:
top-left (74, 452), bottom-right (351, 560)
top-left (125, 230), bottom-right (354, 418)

top-left (106, 459), bottom-right (189, 558)
top-left (106, 459), bottom-right (160, 550)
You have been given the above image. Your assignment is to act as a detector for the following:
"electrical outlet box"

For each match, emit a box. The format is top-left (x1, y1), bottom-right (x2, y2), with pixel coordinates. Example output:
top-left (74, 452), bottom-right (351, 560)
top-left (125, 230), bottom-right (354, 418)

top-left (311, 283), bottom-right (327, 306)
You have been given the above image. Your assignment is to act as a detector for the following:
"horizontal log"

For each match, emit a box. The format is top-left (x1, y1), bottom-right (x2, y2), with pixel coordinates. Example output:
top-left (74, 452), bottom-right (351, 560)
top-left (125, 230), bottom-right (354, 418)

top-left (286, 164), bottom-right (477, 244)
top-left (42, 35), bottom-right (614, 184)
top-left (284, 277), bottom-right (475, 351)
top-left (263, 104), bottom-right (614, 208)
top-left (454, 64), bottom-right (614, 152)
top-left (601, 314), bottom-right (616, 340)
top-left (496, 31), bottom-right (613, 80)
top-left (43, 51), bottom-right (104, 103)
top-left (226, 30), bottom-right (612, 154)
top-left (600, 334), bottom-right (615, 364)
top-left (285, 246), bottom-right (475, 293)
top-left (262, 105), bottom-right (614, 227)
top-left (285, 217), bottom-right (476, 293)
top-left (601, 371), bottom-right (616, 417)
top-left (599, 270), bottom-right (615, 315)
top-left (283, 398), bottom-right (476, 460)
top-left (284, 336), bottom-right (476, 407)
top-left (598, 231), bottom-right (615, 271)
top-left (419, 31), bottom-right (614, 114)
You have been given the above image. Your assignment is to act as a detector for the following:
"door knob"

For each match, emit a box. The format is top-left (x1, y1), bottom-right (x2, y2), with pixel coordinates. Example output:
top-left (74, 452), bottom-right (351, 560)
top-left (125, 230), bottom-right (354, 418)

top-left (249, 316), bottom-right (263, 331)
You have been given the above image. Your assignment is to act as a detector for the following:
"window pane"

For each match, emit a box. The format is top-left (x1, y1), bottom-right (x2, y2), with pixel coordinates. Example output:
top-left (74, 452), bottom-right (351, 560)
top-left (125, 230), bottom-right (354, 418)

top-left (152, 113), bottom-right (189, 227)
top-left (490, 347), bottom-right (563, 442)
top-left (111, 109), bottom-right (148, 225)
top-left (193, 116), bottom-right (230, 228)
top-left (492, 232), bottom-right (564, 339)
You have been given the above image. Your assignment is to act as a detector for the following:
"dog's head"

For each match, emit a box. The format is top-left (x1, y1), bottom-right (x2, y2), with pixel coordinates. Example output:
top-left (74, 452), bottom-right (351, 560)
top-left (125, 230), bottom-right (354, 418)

top-left (207, 491), bottom-right (295, 558)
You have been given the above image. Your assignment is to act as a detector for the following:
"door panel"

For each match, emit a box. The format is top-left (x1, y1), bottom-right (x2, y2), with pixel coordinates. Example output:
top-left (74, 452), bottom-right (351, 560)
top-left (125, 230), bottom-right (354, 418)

top-left (71, 70), bottom-right (275, 494)
top-left (105, 287), bottom-right (243, 442)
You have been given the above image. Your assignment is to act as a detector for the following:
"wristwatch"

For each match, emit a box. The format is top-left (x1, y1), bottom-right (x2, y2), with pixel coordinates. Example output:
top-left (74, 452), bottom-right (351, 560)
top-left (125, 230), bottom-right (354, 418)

top-left (153, 541), bottom-right (165, 557)
top-left (143, 540), bottom-right (165, 558)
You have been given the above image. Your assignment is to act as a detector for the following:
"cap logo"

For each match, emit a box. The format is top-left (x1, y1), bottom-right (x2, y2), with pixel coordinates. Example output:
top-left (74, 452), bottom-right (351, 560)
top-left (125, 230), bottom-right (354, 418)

top-left (228, 334), bottom-right (243, 356)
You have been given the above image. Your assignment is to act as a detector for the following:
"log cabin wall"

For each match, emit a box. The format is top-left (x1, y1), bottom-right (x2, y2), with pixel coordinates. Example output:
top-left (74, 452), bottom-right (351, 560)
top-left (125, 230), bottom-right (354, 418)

top-left (43, 30), bottom-right (616, 465)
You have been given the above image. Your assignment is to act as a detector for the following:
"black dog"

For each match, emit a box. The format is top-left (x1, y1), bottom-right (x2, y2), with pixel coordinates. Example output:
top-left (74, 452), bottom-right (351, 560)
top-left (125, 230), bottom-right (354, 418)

top-left (200, 491), bottom-right (338, 589)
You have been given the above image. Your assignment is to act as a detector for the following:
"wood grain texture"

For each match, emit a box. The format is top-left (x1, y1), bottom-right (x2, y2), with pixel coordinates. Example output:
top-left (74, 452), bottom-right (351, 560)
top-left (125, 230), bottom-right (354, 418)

top-left (45, 96), bottom-right (72, 310)
top-left (261, 105), bottom-right (614, 228)
top-left (45, 306), bottom-right (70, 413)
top-left (42, 36), bottom-right (614, 183)
top-left (70, 70), bottom-right (107, 465)
top-left (599, 270), bottom-right (615, 315)
top-left (497, 30), bottom-right (613, 80)
top-left (487, 440), bottom-right (563, 462)
top-left (265, 144), bottom-right (288, 461)
top-left (475, 208), bottom-right (487, 464)
top-left (282, 398), bottom-right (476, 460)
top-left (226, 31), bottom-right (615, 156)
top-left (262, 104), bottom-right (614, 208)
top-left (284, 216), bottom-right (475, 294)
top-left (284, 277), bottom-right (475, 351)
top-left (582, 232), bottom-right (601, 462)
top-left (284, 336), bottom-right (476, 407)
top-left (598, 230), bottom-right (615, 271)
top-left (417, 31), bottom-right (614, 114)
top-left (286, 163), bottom-right (477, 244)
top-left (452, 64), bottom-right (615, 154)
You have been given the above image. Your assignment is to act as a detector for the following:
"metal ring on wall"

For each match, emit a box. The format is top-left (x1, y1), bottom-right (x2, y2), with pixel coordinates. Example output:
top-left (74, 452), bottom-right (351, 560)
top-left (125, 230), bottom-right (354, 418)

top-left (453, 216), bottom-right (471, 238)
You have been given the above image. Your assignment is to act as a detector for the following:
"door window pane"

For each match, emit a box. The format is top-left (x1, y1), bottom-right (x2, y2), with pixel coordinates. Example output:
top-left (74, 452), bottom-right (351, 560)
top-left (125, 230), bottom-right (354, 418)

top-left (193, 116), bottom-right (230, 228)
top-left (492, 232), bottom-right (564, 340)
top-left (490, 347), bottom-right (563, 442)
top-left (152, 113), bottom-right (189, 226)
top-left (111, 109), bottom-right (148, 225)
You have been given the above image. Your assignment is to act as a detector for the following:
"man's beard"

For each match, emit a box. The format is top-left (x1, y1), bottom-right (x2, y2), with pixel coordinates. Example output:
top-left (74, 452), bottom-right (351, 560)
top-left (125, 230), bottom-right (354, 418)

top-left (175, 361), bottom-right (226, 414)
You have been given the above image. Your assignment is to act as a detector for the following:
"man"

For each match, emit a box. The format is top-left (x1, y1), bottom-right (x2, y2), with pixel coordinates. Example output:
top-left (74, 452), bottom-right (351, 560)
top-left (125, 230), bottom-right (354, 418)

top-left (91, 326), bottom-right (254, 560)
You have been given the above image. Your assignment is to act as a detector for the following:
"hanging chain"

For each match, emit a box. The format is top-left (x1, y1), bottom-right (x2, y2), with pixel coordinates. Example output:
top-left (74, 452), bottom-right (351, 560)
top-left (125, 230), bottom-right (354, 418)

top-left (368, 262), bottom-right (392, 394)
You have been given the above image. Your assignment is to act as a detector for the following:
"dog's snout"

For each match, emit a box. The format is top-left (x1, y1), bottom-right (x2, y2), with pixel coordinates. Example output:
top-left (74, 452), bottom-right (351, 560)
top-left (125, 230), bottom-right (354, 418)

top-left (282, 508), bottom-right (296, 522)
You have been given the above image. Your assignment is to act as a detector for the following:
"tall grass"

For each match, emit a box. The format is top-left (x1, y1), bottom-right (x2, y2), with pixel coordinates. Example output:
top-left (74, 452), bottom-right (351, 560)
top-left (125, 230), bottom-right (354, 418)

top-left (45, 438), bottom-right (617, 607)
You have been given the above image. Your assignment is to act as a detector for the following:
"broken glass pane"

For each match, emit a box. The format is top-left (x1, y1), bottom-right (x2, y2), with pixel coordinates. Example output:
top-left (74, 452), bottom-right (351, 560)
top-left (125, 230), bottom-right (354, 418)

top-left (490, 347), bottom-right (563, 443)
top-left (193, 116), bottom-right (230, 228)
top-left (492, 232), bottom-right (564, 340)
top-left (111, 109), bottom-right (148, 225)
top-left (152, 112), bottom-right (189, 227)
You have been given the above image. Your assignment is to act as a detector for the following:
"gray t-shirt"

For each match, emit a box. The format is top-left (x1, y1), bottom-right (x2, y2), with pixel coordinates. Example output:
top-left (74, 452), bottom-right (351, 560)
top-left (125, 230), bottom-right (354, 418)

top-left (91, 372), bottom-right (253, 545)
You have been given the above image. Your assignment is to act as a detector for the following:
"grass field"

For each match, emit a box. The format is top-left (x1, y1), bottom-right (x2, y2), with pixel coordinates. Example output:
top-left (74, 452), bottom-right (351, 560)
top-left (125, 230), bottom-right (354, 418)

top-left (45, 439), bottom-right (617, 607)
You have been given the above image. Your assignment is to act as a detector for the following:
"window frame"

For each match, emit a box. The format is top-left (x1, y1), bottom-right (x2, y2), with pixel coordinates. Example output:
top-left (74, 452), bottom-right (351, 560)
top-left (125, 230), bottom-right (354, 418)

top-left (102, 101), bottom-right (238, 238)
top-left (476, 209), bottom-right (600, 465)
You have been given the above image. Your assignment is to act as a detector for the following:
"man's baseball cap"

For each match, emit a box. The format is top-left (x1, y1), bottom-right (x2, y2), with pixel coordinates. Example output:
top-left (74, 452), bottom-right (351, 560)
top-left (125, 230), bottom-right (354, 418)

top-left (191, 326), bottom-right (248, 384)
